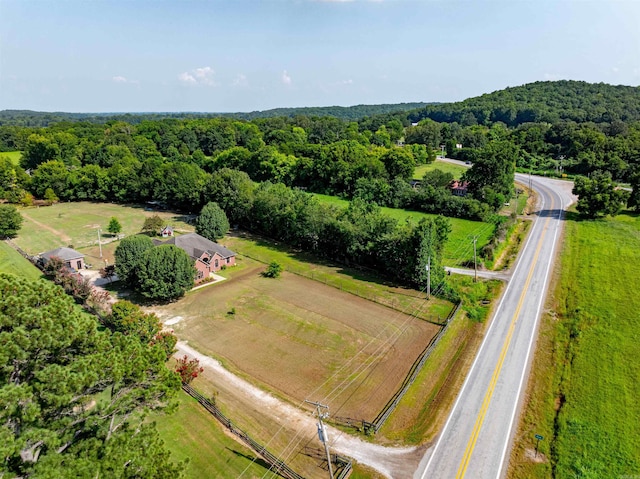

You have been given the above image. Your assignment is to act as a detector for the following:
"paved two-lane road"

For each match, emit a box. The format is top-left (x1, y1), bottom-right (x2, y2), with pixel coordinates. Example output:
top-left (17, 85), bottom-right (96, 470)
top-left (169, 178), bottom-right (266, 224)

top-left (414, 173), bottom-right (575, 479)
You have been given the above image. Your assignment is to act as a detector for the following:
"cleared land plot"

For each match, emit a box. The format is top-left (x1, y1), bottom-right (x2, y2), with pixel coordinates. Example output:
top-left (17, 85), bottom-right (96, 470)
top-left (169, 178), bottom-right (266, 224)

top-left (13, 202), bottom-right (194, 263)
top-left (413, 160), bottom-right (467, 180)
top-left (225, 232), bottom-right (454, 322)
top-left (157, 257), bottom-right (442, 421)
top-left (509, 212), bottom-right (640, 478)
top-left (0, 242), bottom-right (42, 280)
top-left (312, 194), bottom-right (494, 267)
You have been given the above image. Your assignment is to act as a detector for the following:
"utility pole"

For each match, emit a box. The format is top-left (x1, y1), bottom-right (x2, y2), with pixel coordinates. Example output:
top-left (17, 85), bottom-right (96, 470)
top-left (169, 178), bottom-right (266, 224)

top-left (305, 400), bottom-right (333, 478)
top-left (97, 228), bottom-right (103, 259)
top-left (426, 256), bottom-right (431, 299)
top-left (473, 236), bottom-right (478, 283)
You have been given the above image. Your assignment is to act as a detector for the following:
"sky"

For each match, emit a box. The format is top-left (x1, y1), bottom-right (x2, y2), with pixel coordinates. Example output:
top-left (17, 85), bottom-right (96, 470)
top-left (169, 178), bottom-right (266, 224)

top-left (1, 0), bottom-right (639, 113)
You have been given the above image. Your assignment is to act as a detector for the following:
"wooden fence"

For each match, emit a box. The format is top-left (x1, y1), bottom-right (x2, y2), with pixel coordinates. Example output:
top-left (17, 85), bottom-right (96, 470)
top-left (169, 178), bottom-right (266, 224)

top-left (370, 301), bottom-right (462, 432)
top-left (182, 383), bottom-right (352, 479)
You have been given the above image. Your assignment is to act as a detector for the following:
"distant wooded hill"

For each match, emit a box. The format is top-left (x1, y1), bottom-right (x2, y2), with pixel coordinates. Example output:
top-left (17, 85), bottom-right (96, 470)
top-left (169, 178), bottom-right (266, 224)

top-left (406, 80), bottom-right (640, 127)
top-left (0, 102), bottom-right (430, 127)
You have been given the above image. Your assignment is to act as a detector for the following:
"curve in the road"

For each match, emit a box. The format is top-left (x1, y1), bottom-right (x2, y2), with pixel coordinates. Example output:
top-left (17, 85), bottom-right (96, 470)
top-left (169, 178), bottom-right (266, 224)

top-left (416, 176), bottom-right (570, 479)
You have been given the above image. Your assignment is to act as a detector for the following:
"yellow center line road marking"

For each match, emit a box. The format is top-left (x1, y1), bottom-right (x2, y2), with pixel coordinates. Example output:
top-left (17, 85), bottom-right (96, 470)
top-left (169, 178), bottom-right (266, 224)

top-left (455, 194), bottom-right (555, 479)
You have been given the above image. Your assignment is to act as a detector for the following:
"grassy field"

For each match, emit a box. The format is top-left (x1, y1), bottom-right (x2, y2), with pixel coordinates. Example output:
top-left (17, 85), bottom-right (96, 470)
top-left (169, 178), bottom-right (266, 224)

top-left (0, 242), bottom-right (42, 280)
top-left (0, 151), bottom-right (22, 165)
top-left (13, 202), bottom-right (194, 264)
top-left (312, 194), bottom-right (494, 267)
top-left (153, 254), bottom-right (443, 420)
top-left (413, 159), bottom-right (468, 180)
top-left (224, 232), bottom-right (453, 321)
top-left (509, 211), bottom-right (640, 478)
top-left (153, 392), bottom-right (273, 478)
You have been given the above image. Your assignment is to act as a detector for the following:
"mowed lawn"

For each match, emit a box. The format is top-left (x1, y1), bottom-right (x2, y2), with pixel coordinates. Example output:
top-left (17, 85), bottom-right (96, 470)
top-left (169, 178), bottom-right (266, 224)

top-left (312, 194), bottom-right (494, 267)
top-left (153, 393), bottom-right (271, 479)
top-left (0, 242), bottom-right (42, 280)
top-left (156, 256), bottom-right (442, 420)
top-left (510, 212), bottom-right (640, 478)
top-left (13, 202), bottom-right (194, 259)
top-left (413, 159), bottom-right (468, 180)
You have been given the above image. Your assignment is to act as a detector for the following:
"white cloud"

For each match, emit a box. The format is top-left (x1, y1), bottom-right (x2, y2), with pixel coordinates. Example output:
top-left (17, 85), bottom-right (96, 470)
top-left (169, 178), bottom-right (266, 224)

top-left (178, 66), bottom-right (216, 86)
top-left (232, 73), bottom-right (248, 87)
top-left (112, 75), bottom-right (139, 85)
top-left (282, 70), bottom-right (292, 85)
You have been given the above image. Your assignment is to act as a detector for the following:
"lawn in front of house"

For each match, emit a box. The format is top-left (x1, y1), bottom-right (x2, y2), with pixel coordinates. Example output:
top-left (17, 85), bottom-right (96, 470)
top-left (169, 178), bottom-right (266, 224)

top-left (13, 201), bottom-right (194, 259)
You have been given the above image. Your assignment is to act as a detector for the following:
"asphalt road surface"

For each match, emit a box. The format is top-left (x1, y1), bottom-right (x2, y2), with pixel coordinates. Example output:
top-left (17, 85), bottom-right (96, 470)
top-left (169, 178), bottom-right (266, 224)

top-left (414, 173), bottom-right (575, 479)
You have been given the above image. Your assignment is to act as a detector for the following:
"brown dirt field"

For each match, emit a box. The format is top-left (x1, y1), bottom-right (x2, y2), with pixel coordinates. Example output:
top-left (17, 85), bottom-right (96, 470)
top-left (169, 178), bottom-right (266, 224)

top-left (157, 262), bottom-right (441, 421)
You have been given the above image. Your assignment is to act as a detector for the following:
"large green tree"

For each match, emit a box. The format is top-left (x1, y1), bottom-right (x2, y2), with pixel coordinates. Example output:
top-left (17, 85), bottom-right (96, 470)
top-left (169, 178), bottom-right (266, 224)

top-left (0, 204), bottom-right (23, 238)
top-left (204, 168), bottom-right (255, 225)
top-left (464, 140), bottom-right (518, 209)
top-left (0, 274), bottom-right (182, 478)
top-left (114, 235), bottom-right (155, 287)
top-left (195, 202), bottom-right (230, 241)
top-left (573, 171), bottom-right (629, 218)
top-left (136, 245), bottom-right (195, 301)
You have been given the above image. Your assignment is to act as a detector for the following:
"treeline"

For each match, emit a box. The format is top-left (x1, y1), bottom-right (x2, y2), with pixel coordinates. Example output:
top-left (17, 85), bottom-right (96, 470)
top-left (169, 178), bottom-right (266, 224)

top-left (208, 171), bottom-right (452, 291)
top-left (0, 115), bottom-right (493, 220)
top-left (0, 102), bottom-right (428, 127)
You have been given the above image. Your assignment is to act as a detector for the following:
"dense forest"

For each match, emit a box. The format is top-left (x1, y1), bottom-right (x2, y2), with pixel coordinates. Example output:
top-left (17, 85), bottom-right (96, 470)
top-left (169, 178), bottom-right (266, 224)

top-left (407, 80), bottom-right (640, 126)
top-left (1, 80), bottom-right (640, 283)
top-left (0, 102), bottom-right (429, 127)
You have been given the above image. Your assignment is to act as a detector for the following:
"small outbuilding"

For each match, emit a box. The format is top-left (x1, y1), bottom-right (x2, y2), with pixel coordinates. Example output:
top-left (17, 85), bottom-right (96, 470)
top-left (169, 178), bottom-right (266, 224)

top-left (40, 247), bottom-right (86, 271)
top-left (161, 225), bottom-right (174, 237)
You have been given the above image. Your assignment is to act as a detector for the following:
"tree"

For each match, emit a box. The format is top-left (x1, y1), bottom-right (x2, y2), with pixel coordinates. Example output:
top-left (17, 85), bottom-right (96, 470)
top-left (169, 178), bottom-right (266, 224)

top-left (204, 168), bottom-right (255, 225)
top-left (0, 204), bottom-right (23, 238)
top-left (195, 202), bottom-right (229, 241)
top-left (573, 171), bottom-right (629, 218)
top-left (141, 214), bottom-right (164, 236)
top-left (175, 355), bottom-right (204, 384)
top-left (379, 148), bottom-right (416, 181)
top-left (262, 261), bottom-right (283, 278)
top-left (99, 264), bottom-right (117, 283)
top-left (108, 216), bottom-right (122, 235)
top-left (136, 245), bottom-right (195, 301)
top-left (105, 300), bottom-right (164, 344)
top-left (0, 274), bottom-right (183, 478)
top-left (464, 140), bottom-right (518, 209)
top-left (114, 234), bottom-right (155, 287)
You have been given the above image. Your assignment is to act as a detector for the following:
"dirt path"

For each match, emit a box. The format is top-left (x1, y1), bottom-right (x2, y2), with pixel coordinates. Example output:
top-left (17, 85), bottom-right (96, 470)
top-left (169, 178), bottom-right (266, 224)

top-left (21, 211), bottom-right (72, 243)
top-left (175, 342), bottom-right (426, 478)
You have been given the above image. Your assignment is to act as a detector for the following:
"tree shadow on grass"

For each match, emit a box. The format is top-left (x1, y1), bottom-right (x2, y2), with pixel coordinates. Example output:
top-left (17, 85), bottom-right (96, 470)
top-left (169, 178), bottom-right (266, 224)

top-left (236, 230), bottom-right (414, 292)
top-left (225, 448), bottom-right (274, 474)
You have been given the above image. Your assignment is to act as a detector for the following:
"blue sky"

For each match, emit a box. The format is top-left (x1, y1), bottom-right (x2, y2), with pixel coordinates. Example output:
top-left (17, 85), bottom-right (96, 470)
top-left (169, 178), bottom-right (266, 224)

top-left (1, 0), bottom-right (639, 112)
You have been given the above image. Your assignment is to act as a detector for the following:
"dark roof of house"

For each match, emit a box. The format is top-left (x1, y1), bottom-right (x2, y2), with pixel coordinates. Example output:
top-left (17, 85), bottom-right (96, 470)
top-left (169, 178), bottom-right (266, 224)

top-left (41, 247), bottom-right (84, 261)
top-left (156, 233), bottom-right (235, 260)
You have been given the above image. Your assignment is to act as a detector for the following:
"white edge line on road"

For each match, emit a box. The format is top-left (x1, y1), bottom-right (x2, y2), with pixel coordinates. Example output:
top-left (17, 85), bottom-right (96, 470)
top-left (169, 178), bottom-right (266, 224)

top-left (495, 181), bottom-right (565, 479)
top-left (419, 187), bottom-right (547, 479)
